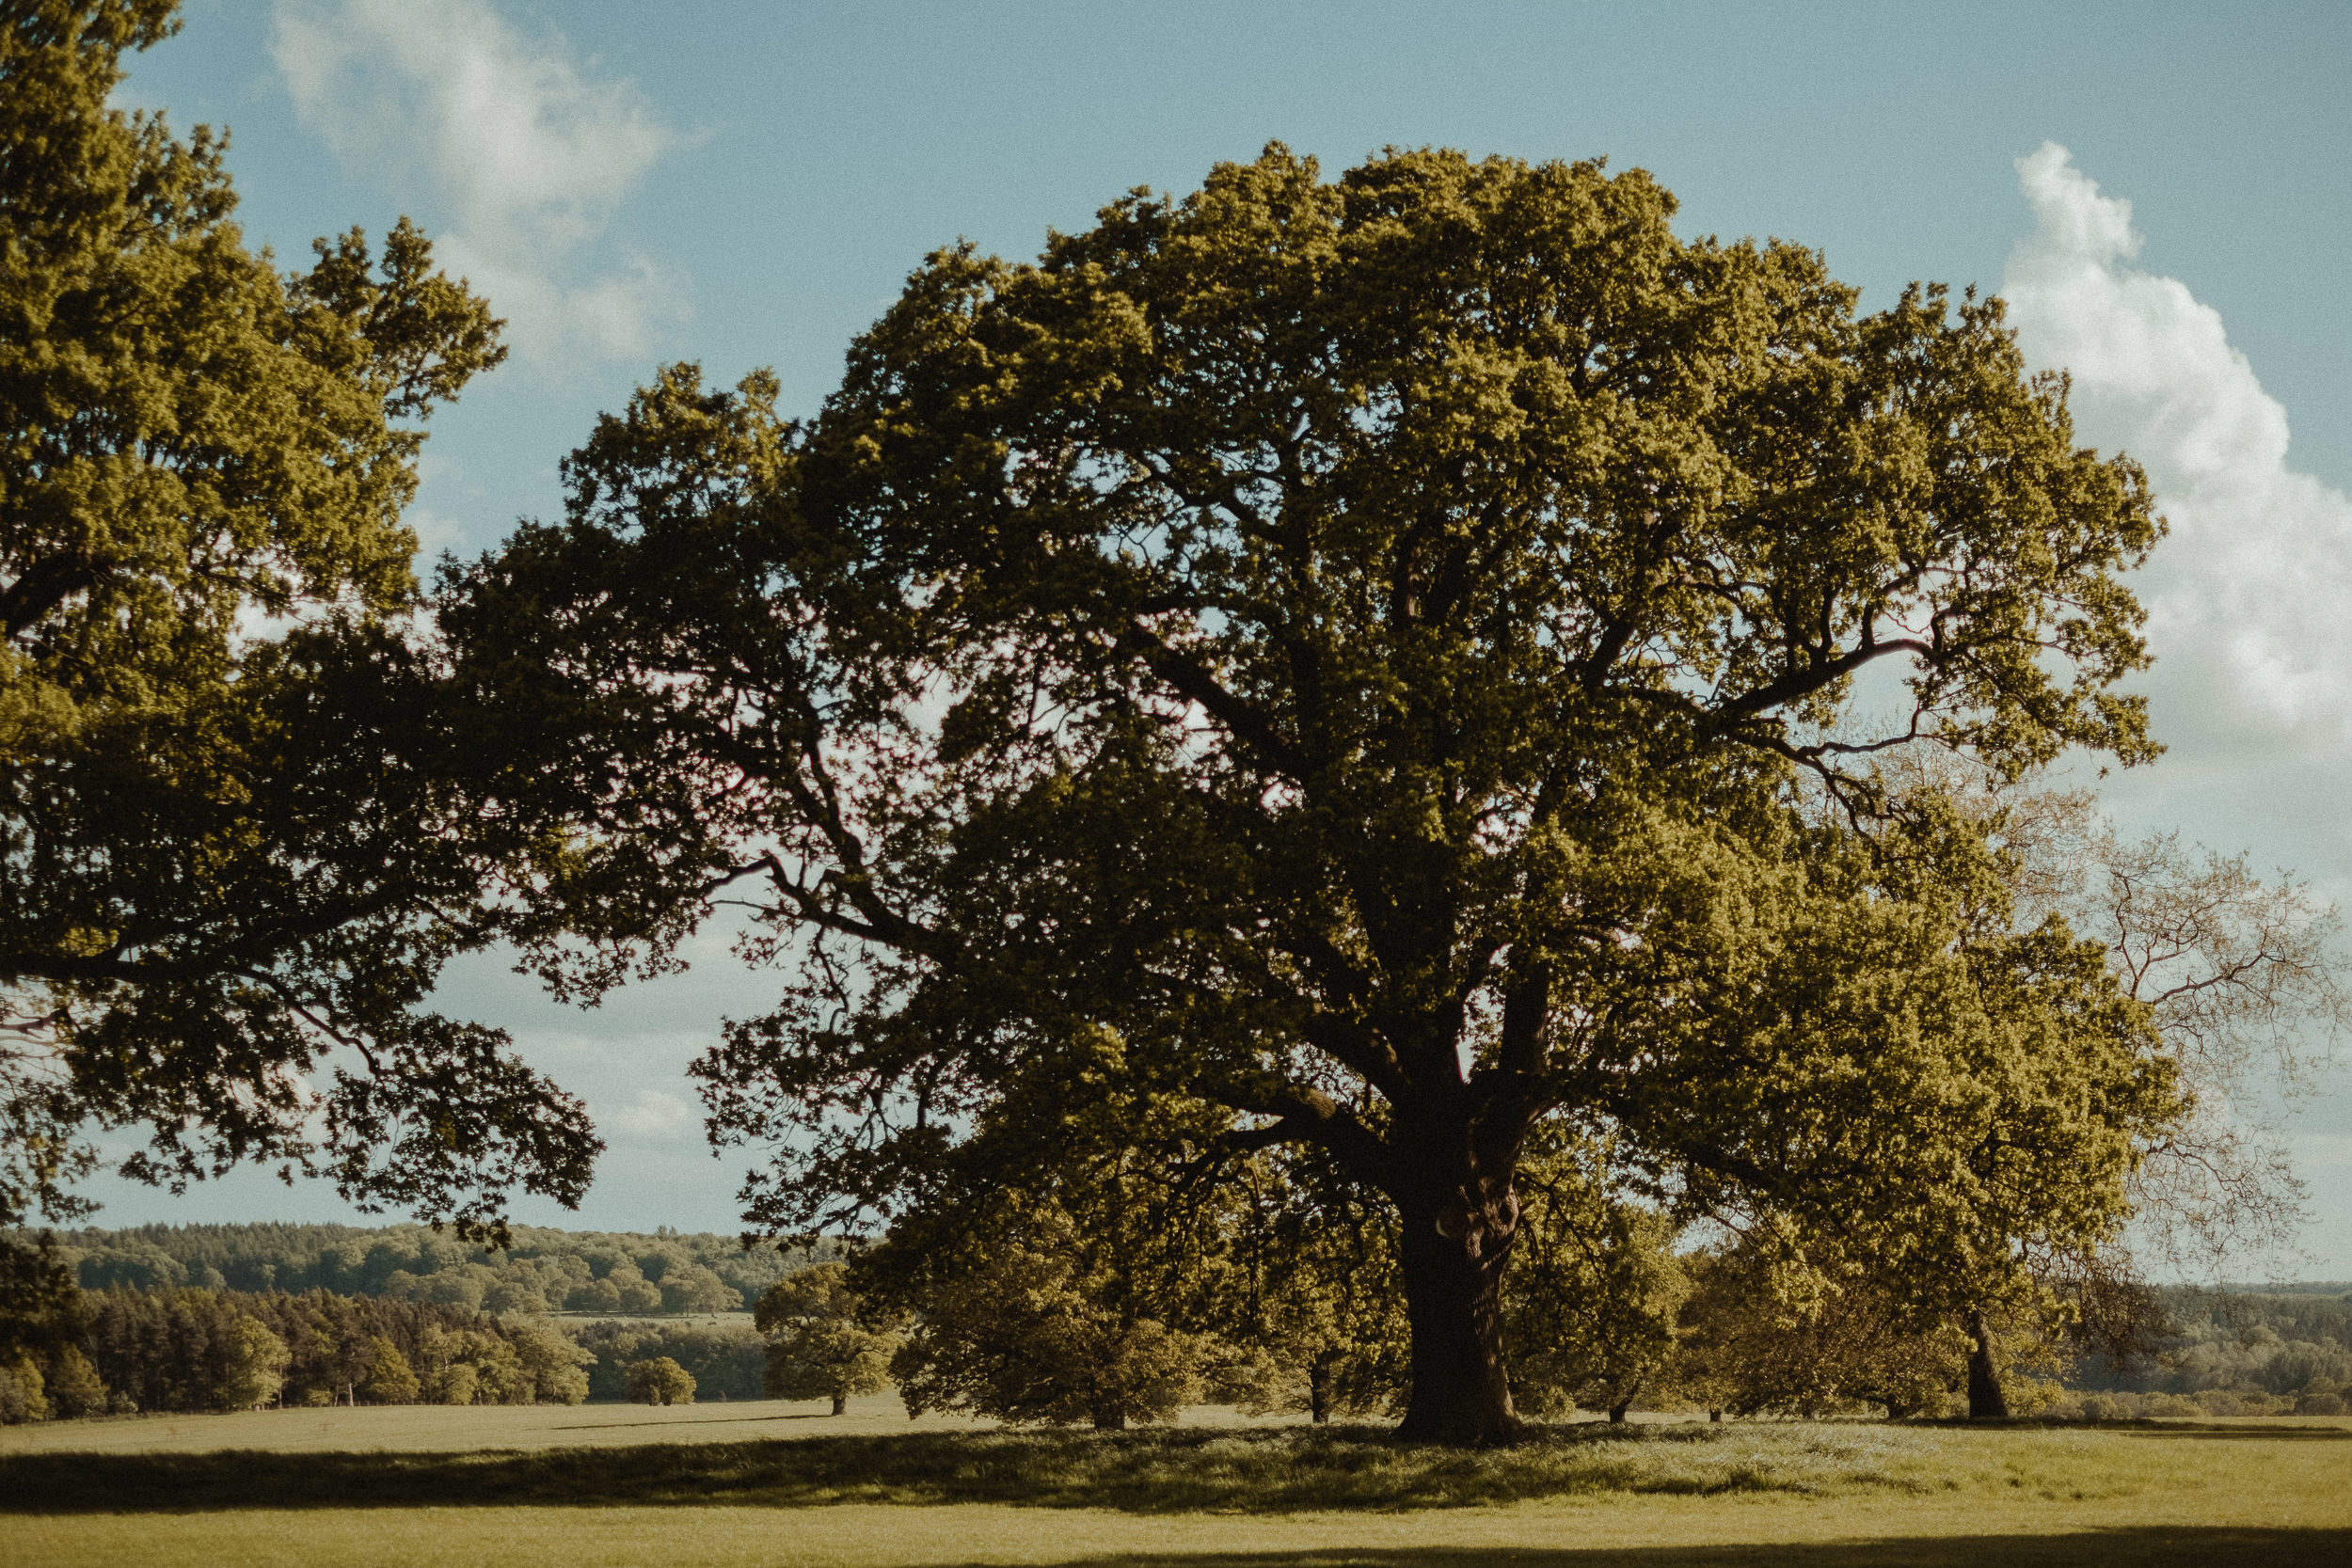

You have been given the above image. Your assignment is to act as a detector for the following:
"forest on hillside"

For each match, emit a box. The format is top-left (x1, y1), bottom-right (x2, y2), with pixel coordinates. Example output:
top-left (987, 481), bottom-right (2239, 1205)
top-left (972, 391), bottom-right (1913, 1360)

top-left (0, 1281), bottom-right (771, 1421)
top-left (54, 1223), bottom-right (821, 1317)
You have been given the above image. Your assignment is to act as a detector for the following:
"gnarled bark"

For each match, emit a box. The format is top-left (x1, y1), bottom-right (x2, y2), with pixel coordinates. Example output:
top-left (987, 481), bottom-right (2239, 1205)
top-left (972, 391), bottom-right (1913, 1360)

top-left (1393, 1187), bottom-right (1524, 1445)
top-left (1966, 1307), bottom-right (2010, 1418)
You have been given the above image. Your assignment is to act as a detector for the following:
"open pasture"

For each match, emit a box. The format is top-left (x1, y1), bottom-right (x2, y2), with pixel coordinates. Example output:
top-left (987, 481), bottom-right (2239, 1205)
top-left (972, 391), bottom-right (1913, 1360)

top-left (0, 1393), bottom-right (987, 1455)
top-left (7, 1407), bottom-right (2351, 1566)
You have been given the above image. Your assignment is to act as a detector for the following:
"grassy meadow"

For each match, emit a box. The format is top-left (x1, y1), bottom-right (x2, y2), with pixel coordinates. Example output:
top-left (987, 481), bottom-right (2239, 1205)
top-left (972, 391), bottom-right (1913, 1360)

top-left (6, 1401), bottom-right (2351, 1566)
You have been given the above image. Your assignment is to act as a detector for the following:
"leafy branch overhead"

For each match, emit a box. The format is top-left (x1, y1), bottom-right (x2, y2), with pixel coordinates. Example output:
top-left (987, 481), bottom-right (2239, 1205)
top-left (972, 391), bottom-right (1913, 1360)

top-left (1, 0), bottom-right (595, 1248)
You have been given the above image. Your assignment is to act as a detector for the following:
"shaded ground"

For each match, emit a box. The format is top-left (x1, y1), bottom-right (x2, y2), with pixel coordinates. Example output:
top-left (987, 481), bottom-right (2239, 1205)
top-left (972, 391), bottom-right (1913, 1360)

top-left (5, 1417), bottom-right (2344, 1514)
top-left (10, 1416), bottom-right (2350, 1565)
top-left (12, 1501), bottom-right (2352, 1568)
top-left (910, 1536), bottom-right (2352, 1567)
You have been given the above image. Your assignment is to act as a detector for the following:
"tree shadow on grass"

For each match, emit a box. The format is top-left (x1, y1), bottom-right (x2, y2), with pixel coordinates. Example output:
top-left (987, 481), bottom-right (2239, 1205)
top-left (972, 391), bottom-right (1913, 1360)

top-left (0, 1421), bottom-right (2335, 1527)
top-left (918, 1537), bottom-right (2352, 1568)
top-left (1918, 1416), bottom-right (2352, 1439)
top-left (2121, 1423), bottom-right (2352, 1442)
top-left (0, 1423), bottom-right (1909, 1515)
top-left (543, 1412), bottom-right (839, 1431)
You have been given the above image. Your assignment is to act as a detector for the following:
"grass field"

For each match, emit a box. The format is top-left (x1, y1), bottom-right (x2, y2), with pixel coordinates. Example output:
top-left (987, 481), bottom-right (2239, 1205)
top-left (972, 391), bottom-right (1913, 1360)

top-left (0, 1392), bottom-right (994, 1454)
top-left (6, 1402), bottom-right (2349, 1566)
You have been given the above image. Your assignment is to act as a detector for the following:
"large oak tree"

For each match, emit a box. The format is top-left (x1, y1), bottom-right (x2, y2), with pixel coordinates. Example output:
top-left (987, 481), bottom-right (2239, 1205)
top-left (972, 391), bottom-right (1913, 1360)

top-left (451, 145), bottom-right (2181, 1441)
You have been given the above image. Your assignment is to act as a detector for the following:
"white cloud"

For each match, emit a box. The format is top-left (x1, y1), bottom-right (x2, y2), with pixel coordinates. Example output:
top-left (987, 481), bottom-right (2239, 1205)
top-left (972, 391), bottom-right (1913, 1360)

top-left (607, 1087), bottom-right (700, 1141)
top-left (2003, 144), bottom-right (2352, 756)
top-left (270, 0), bottom-right (691, 363)
top-left (2005, 149), bottom-right (2352, 1275)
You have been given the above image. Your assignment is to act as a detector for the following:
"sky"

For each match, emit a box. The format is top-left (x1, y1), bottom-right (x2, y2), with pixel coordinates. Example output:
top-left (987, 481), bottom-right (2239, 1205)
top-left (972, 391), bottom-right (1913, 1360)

top-left (72, 0), bottom-right (2352, 1271)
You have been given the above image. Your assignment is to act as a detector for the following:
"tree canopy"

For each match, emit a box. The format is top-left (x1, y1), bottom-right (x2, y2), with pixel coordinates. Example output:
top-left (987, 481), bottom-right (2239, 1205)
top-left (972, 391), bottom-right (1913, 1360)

top-left (625, 1354), bottom-right (694, 1406)
top-left (450, 143), bottom-right (2185, 1441)
top-left (0, 0), bottom-right (596, 1260)
top-left (755, 1259), bottom-right (899, 1413)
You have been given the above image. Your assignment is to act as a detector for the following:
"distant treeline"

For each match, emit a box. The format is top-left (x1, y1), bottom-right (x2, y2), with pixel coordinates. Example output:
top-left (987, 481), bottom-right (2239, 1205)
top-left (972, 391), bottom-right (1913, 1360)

top-left (3, 1287), bottom-right (596, 1421)
top-left (2079, 1289), bottom-right (2352, 1407)
top-left (0, 1282), bottom-right (787, 1422)
top-left (12, 1226), bottom-right (2351, 1428)
top-left (55, 1223), bottom-right (824, 1317)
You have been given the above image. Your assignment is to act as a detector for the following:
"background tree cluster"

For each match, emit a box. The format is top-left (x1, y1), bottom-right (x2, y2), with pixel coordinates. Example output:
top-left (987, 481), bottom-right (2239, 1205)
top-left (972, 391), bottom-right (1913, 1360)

top-left (56, 1221), bottom-right (795, 1315)
top-left (0, 1280), bottom-right (594, 1421)
top-left (0, 1269), bottom-right (804, 1420)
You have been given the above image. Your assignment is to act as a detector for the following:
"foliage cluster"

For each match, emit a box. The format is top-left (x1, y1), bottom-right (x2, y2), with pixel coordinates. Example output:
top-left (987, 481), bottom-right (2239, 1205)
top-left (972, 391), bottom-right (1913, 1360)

top-left (756, 1261), bottom-right (899, 1414)
top-left (56, 1221), bottom-right (794, 1315)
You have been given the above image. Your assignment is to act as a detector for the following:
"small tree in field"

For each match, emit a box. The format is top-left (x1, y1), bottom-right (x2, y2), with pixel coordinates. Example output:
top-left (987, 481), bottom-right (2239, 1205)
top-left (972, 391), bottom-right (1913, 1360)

top-left (1869, 753), bottom-right (2349, 1416)
top-left (357, 1336), bottom-right (420, 1404)
top-left (217, 1318), bottom-right (289, 1410)
top-left (1674, 1242), bottom-right (1971, 1420)
top-left (1218, 1156), bottom-right (1408, 1424)
top-left (42, 1345), bottom-right (106, 1418)
top-left (626, 1355), bottom-right (695, 1406)
top-left (886, 1197), bottom-right (1206, 1430)
top-left (755, 1263), bottom-right (898, 1414)
top-left (1503, 1138), bottom-right (1690, 1422)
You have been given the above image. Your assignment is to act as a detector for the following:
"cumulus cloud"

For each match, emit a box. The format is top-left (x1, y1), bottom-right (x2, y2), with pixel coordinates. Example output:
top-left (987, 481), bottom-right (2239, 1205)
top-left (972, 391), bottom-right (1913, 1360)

top-left (2003, 144), bottom-right (2352, 767)
top-left (2005, 148), bottom-right (2352, 1268)
top-left (270, 0), bottom-right (691, 363)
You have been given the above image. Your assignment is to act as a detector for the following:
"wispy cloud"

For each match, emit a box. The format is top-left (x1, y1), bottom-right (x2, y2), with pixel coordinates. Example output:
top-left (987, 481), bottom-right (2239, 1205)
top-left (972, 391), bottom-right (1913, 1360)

top-left (2003, 144), bottom-right (2352, 765)
top-left (607, 1087), bottom-right (701, 1142)
top-left (270, 0), bottom-right (691, 364)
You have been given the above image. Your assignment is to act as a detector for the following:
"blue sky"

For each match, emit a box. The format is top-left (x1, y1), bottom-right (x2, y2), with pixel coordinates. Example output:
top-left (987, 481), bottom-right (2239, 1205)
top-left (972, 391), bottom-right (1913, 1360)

top-left (85, 1), bottom-right (2352, 1271)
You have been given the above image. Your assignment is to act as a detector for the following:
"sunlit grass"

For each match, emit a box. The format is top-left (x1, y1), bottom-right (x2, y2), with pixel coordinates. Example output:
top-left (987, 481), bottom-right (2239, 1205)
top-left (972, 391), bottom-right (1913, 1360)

top-left (0, 1392), bottom-right (978, 1454)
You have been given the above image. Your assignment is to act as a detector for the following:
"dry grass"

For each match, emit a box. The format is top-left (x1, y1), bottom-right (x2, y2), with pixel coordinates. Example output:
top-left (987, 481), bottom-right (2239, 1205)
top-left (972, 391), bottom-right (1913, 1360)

top-left (7, 1406), bottom-right (2350, 1566)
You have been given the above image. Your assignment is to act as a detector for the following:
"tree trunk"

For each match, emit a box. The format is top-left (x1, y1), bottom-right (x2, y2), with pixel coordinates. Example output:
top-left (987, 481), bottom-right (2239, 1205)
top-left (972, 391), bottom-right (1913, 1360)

top-left (1709, 1409), bottom-right (1723, 1423)
top-left (1966, 1308), bottom-right (2010, 1419)
top-left (831, 1392), bottom-right (848, 1416)
top-left (1309, 1356), bottom-right (1333, 1424)
top-left (1393, 1189), bottom-right (1523, 1445)
top-left (1608, 1399), bottom-right (1631, 1424)
top-left (1091, 1407), bottom-right (1127, 1431)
